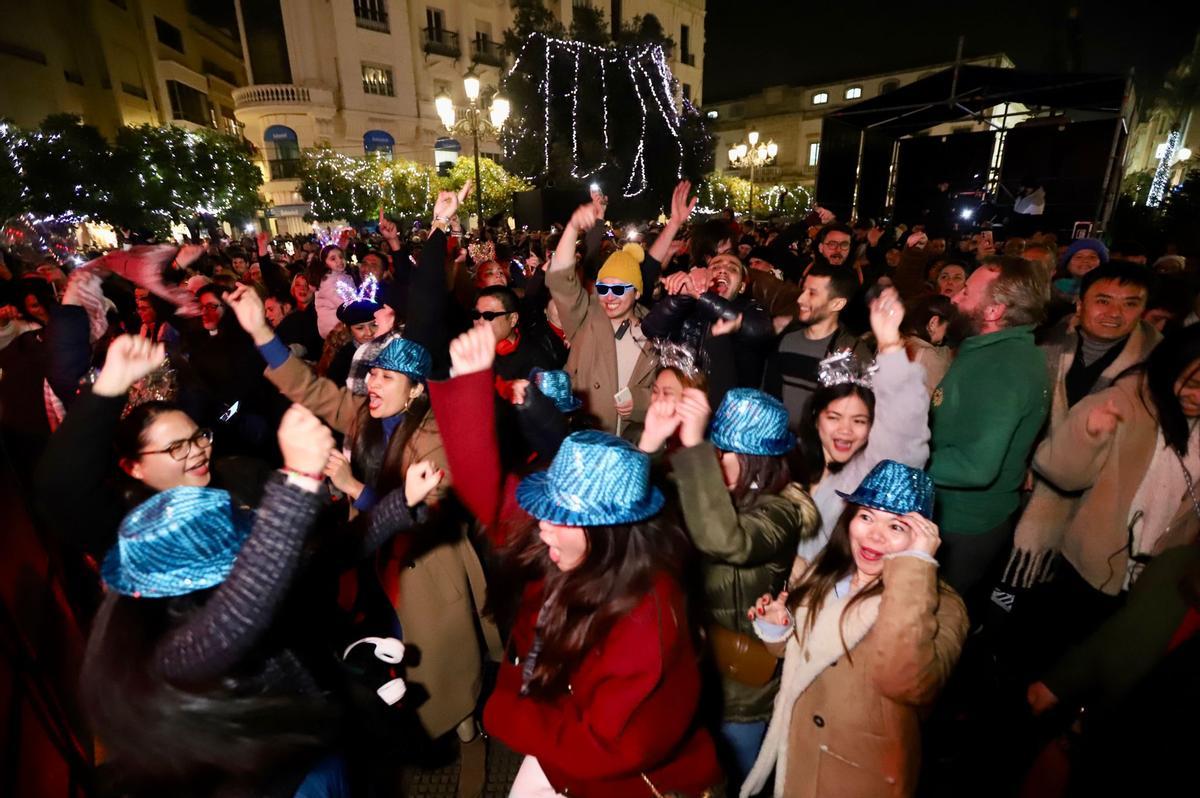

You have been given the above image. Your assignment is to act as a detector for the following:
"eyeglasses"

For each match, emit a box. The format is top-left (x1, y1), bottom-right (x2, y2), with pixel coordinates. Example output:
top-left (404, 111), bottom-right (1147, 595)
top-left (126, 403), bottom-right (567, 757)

top-left (139, 428), bottom-right (214, 461)
top-left (471, 309), bottom-right (511, 321)
top-left (821, 240), bottom-right (852, 251)
top-left (595, 282), bottom-right (635, 297)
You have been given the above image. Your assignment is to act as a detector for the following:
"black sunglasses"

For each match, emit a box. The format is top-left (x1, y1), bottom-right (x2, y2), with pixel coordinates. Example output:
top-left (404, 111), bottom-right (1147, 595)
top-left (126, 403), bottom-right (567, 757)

top-left (595, 282), bottom-right (635, 297)
top-left (471, 309), bottom-right (511, 321)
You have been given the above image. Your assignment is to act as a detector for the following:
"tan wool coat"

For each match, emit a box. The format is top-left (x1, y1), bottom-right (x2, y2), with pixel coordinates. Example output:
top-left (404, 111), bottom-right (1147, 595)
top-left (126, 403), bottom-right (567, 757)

top-left (265, 355), bottom-right (499, 737)
top-left (1006, 321), bottom-right (1161, 587)
top-left (546, 263), bottom-right (656, 435)
top-left (1030, 373), bottom-right (1200, 595)
top-left (745, 556), bottom-right (967, 798)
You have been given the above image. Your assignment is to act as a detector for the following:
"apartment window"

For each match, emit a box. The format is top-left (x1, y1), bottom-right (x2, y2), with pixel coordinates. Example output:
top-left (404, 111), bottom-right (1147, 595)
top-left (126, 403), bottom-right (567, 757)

top-left (0, 41), bottom-right (47, 64)
top-left (265, 125), bottom-right (301, 180)
top-left (880, 79), bottom-right (899, 94)
top-left (355, 0), bottom-right (389, 33)
top-left (680, 24), bottom-right (694, 66)
top-left (362, 63), bottom-right (394, 96)
top-left (107, 0), bottom-right (127, 8)
top-left (202, 59), bottom-right (236, 85)
top-left (426, 7), bottom-right (444, 33)
top-left (167, 80), bottom-right (209, 125)
top-left (808, 141), bottom-right (820, 166)
top-left (121, 81), bottom-right (148, 99)
top-left (811, 91), bottom-right (828, 105)
top-left (844, 85), bottom-right (862, 100)
top-left (154, 17), bottom-right (184, 53)
top-left (364, 129), bottom-right (395, 156)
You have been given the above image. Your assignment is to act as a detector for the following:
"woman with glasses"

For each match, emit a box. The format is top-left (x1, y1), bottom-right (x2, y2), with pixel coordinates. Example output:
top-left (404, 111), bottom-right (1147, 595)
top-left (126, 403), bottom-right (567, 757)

top-left (36, 334), bottom-right (273, 561)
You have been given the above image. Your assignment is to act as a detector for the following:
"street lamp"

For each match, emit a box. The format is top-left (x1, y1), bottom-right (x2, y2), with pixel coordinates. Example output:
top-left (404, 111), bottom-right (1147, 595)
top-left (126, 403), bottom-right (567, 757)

top-left (435, 67), bottom-right (509, 228)
top-left (727, 130), bottom-right (778, 220)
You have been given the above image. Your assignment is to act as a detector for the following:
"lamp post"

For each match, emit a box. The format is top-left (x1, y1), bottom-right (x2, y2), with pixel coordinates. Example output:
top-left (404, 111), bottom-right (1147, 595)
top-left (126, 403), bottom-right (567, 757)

top-left (435, 68), bottom-right (510, 228)
top-left (727, 130), bottom-right (778, 220)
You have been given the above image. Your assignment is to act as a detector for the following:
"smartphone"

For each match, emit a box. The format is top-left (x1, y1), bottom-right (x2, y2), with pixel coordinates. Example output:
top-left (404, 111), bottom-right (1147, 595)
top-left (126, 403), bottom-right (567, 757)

top-left (613, 386), bottom-right (632, 406)
top-left (284, 241), bottom-right (295, 255)
top-left (219, 401), bottom-right (240, 422)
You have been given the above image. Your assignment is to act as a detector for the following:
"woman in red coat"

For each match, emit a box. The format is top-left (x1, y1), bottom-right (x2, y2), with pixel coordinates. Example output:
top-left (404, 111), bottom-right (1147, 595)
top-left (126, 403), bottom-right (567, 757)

top-left (429, 326), bottom-right (723, 798)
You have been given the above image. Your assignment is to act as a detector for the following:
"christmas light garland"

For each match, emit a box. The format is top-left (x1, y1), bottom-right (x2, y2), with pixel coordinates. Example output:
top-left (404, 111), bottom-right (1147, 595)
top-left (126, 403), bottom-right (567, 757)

top-left (1147, 129), bottom-right (1180, 208)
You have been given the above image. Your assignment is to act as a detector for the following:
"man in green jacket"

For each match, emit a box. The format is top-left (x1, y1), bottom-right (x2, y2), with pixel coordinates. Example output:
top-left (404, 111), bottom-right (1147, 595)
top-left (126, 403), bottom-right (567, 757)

top-left (928, 257), bottom-right (1049, 612)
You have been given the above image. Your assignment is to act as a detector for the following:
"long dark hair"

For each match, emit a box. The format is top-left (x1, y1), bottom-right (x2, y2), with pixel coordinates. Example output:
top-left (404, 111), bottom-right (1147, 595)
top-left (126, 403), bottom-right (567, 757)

top-left (719, 450), bottom-right (792, 507)
top-left (485, 515), bottom-right (692, 698)
top-left (795, 383), bottom-right (876, 485)
top-left (81, 592), bottom-right (336, 793)
top-left (1127, 323), bottom-right (1200, 456)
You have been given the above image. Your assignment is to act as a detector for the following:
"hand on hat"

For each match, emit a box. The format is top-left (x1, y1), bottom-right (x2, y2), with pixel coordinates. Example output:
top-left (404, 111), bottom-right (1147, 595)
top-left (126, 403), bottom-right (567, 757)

top-left (868, 287), bottom-right (904, 352)
top-left (279, 404), bottom-right (335, 480)
top-left (224, 284), bottom-right (272, 345)
top-left (94, 334), bottom-right (166, 397)
top-left (677, 388), bottom-right (711, 448)
top-left (900, 511), bottom-right (941, 556)
top-left (748, 590), bottom-right (790, 627)
top-left (639, 396), bottom-right (682, 453)
top-left (449, 325), bottom-right (496, 377)
top-left (405, 459), bottom-right (444, 507)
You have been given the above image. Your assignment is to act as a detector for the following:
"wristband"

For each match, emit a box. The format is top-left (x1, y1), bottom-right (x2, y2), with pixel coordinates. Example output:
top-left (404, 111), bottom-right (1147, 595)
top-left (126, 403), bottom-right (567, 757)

top-left (434, 215), bottom-right (451, 223)
top-left (283, 467), bottom-right (324, 482)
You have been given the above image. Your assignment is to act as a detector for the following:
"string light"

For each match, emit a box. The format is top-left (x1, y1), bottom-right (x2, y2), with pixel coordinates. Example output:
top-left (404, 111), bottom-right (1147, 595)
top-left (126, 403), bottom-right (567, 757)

top-left (623, 59), bottom-right (648, 197)
top-left (1147, 129), bottom-right (1180, 208)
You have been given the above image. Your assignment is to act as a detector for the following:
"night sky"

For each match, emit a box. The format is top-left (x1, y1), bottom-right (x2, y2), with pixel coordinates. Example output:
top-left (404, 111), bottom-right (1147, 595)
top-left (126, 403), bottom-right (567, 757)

top-left (703, 1), bottom-right (1200, 105)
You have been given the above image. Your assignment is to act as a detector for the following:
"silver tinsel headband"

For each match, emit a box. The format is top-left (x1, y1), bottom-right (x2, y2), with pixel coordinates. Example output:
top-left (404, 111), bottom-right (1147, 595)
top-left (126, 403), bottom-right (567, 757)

top-left (818, 349), bottom-right (877, 389)
top-left (649, 339), bottom-right (702, 381)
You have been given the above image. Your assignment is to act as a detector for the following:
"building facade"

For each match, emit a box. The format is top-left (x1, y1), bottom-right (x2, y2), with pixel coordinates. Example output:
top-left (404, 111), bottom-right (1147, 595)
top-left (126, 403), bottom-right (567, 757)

top-left (703, 53), bottom-right (1015, 189)
top-left (1124, 33), bottom-right (1198, 199)
top-left (0, 0), bottom-right (246, 137)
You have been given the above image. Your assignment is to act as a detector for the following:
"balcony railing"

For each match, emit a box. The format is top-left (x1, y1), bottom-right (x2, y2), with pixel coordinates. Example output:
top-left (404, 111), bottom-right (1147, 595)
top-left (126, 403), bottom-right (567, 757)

top-left (472, 38), bottom-right (504, 67)
top-left (422, 28), bottom-right (460, 58)
top-left (232, 84), bottom-right (334, 109)
top-left (267, 158), bottom-right (303, 181)
top-left (354, 0), bottom-right (388, 32)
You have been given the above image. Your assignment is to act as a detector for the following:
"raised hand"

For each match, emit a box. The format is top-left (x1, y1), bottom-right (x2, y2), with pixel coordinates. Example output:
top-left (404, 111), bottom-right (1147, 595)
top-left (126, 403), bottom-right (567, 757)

top-left (433, 180), bottom-right (473, 223)
top-left (710, 313), bottom-right (743, 337)
top-left (686, 267), bottom-right (711, 298)
top-left (379, 208), bottom-right (399, 242)
top-left (668, 180), bottom-right (698, 226)
top-left (676, 387), bottom-right (711, 448)
top-left (93, 335), bottom-right (166, 397)
top-left (224, 284), bottom-right (272, 344)
top-left (405, 459), bottom-right (444, 507)
top-left (868, 286), bottom-right (904, 352)
top-left (1086, 398), bottom-right (1124, 438)
top-left (867, 226), bottom-right (885, 248)
top-left (662, 271), bottom-right (690, 296)
top-left (567, 202), bottom-right (602, 234)
top-left (278, 403), bottom-right (335, 478)
top-left (747, 590), bottom-right (791, 626)
top-left (449, 325), bottom-right (496, 377)
top-left (256, 231), bottom-right (271, 257)
top-left (638, 397), bottom-right (682, 453)
top-left (901, 512), bottom-right (941, 556)
top-left (1026, 681), bottom-right (1060, 716)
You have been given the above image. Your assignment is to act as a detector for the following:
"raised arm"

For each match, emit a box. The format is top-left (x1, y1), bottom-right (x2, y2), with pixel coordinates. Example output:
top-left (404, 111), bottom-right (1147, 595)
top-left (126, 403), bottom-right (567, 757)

top-left (546, 203), bottom-right (603, 340)
top-left (155, 405), bottom-right (332, 686)
top-left (647, 180), bottom-right (697, 267)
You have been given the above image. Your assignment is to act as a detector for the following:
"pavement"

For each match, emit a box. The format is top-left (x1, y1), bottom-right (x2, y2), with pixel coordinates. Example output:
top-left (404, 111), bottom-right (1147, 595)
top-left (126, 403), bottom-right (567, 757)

top-left (400, 734), bottom-right (523, 797)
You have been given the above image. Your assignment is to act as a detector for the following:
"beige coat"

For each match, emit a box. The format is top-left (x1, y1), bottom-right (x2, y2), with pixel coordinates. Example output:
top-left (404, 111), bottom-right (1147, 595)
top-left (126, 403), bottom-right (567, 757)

top-left (546, 264), bottom-right (656, 435)
top-left (265, 355), bottom-right (499, 737)
top-left (746, 556), bottom-right (967, 798)
top-left (1031, 374), bottom-right (1200, 595)
top-left (1006, 321), bottom-right (1161, 588)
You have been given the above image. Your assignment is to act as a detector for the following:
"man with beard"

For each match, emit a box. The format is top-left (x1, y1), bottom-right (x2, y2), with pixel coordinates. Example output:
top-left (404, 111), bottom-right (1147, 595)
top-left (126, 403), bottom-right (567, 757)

top-left (641, 253), bottom-right (773, 406)
top-left (762, 262), bottom-right (869, 428)
top-left (811, 222), bottom-right (854, 268)
top-left (927, 256), bottom-right (1049, 611)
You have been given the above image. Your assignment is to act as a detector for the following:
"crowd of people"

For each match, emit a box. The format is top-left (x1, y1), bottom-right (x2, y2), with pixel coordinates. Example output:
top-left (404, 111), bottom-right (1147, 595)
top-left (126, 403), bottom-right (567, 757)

top-left (2, 176), bottom-right (1199, 798)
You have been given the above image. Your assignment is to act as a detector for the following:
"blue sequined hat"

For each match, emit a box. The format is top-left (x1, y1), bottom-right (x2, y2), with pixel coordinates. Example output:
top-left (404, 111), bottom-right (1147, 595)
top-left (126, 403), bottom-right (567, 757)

top-left (709, 388), bottom-right (796, 456)
top-left (102, 487), bottom-right (253, 598)
top-left (367, 337), bottom-right (431, 382)
top-left (516, 430), bottom-right (664, 526)
top-left (836, 460), bottom-right (935, 518)
top-left (532, 369), bottom-right (583, 413)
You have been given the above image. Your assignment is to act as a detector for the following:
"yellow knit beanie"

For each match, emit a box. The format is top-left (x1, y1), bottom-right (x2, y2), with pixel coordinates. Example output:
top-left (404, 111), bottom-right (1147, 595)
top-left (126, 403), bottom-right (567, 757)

top-left (596, 243), bottom-right (646, 294)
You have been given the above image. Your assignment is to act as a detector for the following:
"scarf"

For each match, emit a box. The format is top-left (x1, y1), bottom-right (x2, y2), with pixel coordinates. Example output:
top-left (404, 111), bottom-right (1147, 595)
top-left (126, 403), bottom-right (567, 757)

top-left (740, 587), bottom-right (882, 798)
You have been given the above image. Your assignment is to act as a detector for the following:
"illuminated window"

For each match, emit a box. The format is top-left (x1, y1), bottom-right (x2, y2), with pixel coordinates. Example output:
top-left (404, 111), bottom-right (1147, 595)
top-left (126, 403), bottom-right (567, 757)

top-left (844, 85), bottom-right (862, 100)
top-left (808, 141), bottom-right (820, 166)
top-left (811, 91), bottom-right (828, 105)
top-left (361, 63), bottom-right (394, 96)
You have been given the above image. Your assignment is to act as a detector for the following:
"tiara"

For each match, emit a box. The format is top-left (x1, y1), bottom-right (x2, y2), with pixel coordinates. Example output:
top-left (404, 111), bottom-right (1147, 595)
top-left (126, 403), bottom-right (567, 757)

top-left (336, 274), bottom-right (379, 307)
top-left (817, 349), bottom-right (877, 389)
top-left (648, 339), bottom-right (702, 381)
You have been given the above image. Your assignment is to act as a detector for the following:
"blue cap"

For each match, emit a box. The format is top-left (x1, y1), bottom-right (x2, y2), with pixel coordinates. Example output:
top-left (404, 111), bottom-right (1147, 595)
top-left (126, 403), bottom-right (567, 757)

top-left (835, 460), bottom-right (935, 518)
top-left (367, 337), bottom-right (431, 382)
top-left (102, 487), bottom-right (253, 598)
top-left (1063, 238), bottom-right (1109, 267)
top-left (709, 388), bottom-right (796, 456)
top-left (516, 430), bottom-right (664, 526)
top-left (532, 369), bottom-right (583, 413)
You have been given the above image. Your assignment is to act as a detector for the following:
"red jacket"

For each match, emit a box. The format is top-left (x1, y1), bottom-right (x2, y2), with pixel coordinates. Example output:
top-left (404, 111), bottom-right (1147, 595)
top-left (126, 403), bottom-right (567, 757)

top-left (428, 370), bottom-right (722, 798)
